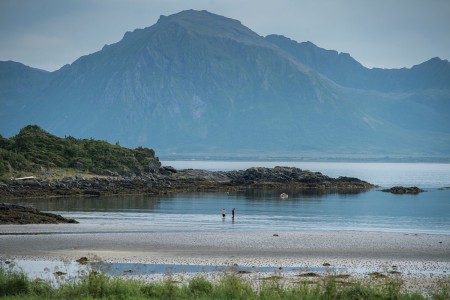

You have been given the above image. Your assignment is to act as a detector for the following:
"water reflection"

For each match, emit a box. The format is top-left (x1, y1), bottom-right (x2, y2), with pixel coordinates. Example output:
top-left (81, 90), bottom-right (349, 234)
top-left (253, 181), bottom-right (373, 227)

top-left (6, 188), bottom-right (371, 213)
top-left (4, 189), bottom-right (450, 234)
top-left (6, 195), bottom-right (162, 212)
top-left (237, 188), bottom-right (370, 200)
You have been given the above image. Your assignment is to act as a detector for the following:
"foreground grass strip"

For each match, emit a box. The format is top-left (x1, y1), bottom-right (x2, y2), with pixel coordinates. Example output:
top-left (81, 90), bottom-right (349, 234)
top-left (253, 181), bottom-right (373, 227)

top-left (1, 268), bottom-right (449, 299)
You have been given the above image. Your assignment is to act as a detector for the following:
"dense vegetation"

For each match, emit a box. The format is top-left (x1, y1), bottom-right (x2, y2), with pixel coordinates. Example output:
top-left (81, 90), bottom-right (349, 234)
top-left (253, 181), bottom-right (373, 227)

top-left (0, 125), bottom-right (160, 181)
top-left (1, 269), bottom-right (448, 300)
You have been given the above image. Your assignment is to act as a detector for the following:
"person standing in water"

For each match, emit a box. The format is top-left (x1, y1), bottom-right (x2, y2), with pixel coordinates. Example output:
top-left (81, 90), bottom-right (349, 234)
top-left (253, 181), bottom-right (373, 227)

top-left (232, 208), bottom-right (235, 219)
top-left (222, 208), bottom-right (226, 218)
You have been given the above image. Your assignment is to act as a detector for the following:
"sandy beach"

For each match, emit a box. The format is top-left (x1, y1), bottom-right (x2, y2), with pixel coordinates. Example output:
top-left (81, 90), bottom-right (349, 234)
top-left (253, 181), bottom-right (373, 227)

top-left (1, 224), bottom-right (449, 260)
top-left (1, 224), bottom-right (449, 294)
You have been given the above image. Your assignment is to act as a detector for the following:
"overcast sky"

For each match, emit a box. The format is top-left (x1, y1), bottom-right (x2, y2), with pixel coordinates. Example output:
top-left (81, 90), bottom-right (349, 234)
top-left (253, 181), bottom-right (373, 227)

top-left (1, 0), bottom-right (449, 71)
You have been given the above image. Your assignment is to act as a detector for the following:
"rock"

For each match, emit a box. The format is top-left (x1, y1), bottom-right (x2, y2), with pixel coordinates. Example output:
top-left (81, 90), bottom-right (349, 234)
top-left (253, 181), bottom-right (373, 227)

top-left (145, 160), bottom-right (159, 173)
top-left (298, 272), bottom-right (321, 277)
top-left (76, 257), bottom-right (89, 264)
top-left (368, 272), bottom-right (388, 278)
top-left (82, 190), bottom-right (101, 196)
top-left (159, 166), bottom-right (177, 175)
top-left (0, 203), bottom-right (78, 224)
top-left (381, 186), bottom-right (424, 194)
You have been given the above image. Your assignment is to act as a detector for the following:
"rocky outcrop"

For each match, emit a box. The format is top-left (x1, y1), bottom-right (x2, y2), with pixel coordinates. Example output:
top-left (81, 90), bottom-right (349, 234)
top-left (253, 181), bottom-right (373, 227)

top-left (381, 186), bottom-right (424, 194)
top-left (0, 166), bottom-right (375, 199)
top-left (0, 203), bottom-right (78, 224)
top-left (225, 166), bottom-right (368, 189)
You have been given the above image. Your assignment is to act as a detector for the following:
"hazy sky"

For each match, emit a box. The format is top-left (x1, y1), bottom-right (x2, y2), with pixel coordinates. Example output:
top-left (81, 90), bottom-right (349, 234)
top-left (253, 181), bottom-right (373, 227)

top-left (1, 0), bottom-right (449, 71)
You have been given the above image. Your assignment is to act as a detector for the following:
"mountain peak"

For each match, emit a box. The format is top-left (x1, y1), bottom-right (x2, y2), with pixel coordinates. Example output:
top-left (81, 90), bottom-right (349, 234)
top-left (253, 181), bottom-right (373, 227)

top-left (420, 56), bottom-right (449, 67)
top-left (158, 9), bottom-right (241, 26)
top-left (156, 10), bottom-right (263, 45)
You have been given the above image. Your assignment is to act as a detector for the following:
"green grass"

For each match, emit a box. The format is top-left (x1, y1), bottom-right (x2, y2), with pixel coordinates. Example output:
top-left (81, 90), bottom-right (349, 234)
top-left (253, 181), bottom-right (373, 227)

top-left (1, 268), bottom-right (449, 299)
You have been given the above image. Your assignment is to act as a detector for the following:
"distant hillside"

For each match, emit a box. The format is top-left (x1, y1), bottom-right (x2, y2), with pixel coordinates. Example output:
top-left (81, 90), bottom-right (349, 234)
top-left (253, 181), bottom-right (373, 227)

top-left (1, 10), bottom-right (449, 160)
top-left (0, 125), bottom-right (161, 180)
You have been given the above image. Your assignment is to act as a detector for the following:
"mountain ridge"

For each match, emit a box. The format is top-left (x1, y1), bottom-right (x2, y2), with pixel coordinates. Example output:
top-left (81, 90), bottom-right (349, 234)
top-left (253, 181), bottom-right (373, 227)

top-left (265, 34), bottom-right (450, 92)
top-left (1, 10), bottom-right (449, 160)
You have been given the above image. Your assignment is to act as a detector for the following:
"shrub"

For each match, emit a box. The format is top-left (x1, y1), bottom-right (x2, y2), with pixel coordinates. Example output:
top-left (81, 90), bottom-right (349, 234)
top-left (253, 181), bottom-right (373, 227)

top-left (0, 125), bottom-right (160, 178)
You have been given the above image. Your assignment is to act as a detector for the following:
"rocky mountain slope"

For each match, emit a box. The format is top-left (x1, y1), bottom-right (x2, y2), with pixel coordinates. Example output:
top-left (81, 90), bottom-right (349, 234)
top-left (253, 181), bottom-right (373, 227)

top-left (1, 10), bottom-right (449, 160)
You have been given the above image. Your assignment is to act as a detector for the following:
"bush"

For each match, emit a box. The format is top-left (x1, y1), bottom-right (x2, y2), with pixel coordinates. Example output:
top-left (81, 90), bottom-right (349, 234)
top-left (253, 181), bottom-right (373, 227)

top-left (0, 125), bottom-right (160, 178)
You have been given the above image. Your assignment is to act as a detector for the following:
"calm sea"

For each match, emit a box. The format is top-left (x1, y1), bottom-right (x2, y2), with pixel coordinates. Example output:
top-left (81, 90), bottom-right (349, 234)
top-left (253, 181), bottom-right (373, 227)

top-left (9, 162), bottom-right (450, 235)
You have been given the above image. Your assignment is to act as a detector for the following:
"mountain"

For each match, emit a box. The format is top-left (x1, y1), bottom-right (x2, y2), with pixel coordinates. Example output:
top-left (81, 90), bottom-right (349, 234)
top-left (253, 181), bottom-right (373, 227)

top-left (0, 61), bottom-right (51, 131)
top-left (265, 34), bottom-right (450, 92)
top-left (1, 10), bottom-right (449, 160)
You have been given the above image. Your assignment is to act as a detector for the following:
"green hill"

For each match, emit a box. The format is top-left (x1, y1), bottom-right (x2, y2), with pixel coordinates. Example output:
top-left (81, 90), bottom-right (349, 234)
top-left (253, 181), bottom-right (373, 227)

top-left (0, 125), bottom-right (161, 181)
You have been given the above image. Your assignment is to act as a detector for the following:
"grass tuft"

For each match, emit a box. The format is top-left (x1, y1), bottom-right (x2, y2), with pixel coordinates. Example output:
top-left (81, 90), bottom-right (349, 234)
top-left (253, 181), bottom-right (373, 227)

top-left (0, 269), bottom-right (30, 297)
top-left (0, 267), bottom-right (448, 299)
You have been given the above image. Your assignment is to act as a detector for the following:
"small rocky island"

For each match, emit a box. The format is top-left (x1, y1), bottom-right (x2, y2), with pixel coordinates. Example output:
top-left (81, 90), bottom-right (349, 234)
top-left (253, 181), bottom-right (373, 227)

top-left (381, 186), bottom-right (424, 194)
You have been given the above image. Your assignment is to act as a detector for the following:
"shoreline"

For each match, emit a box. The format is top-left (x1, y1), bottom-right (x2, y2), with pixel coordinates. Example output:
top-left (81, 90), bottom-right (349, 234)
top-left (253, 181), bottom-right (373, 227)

top-left (1, 227), bottom-right (448, 294)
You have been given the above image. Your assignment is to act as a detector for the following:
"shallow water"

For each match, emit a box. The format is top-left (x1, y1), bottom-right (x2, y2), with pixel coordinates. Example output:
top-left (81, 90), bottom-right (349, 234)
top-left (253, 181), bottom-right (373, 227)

top-left (2, 258), bottom-right (446, 286)
top-left (5, 162), bottom-right (450, 235)
top-left (8, 188), bottom-right (450, 235)
top-left (3, 259), bottom-right (335, 279)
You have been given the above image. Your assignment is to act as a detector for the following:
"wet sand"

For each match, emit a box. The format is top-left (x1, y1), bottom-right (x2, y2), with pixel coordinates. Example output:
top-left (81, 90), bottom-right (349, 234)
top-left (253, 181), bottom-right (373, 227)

top-left (1, 224), bottom-right (448, 268)
top-left (1, 224), bottom-right (449, 293)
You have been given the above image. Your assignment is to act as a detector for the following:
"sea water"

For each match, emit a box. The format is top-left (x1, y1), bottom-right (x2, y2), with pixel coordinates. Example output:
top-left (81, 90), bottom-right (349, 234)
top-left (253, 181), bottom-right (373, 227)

top-left (8, 162), bottom-right (450, 235)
